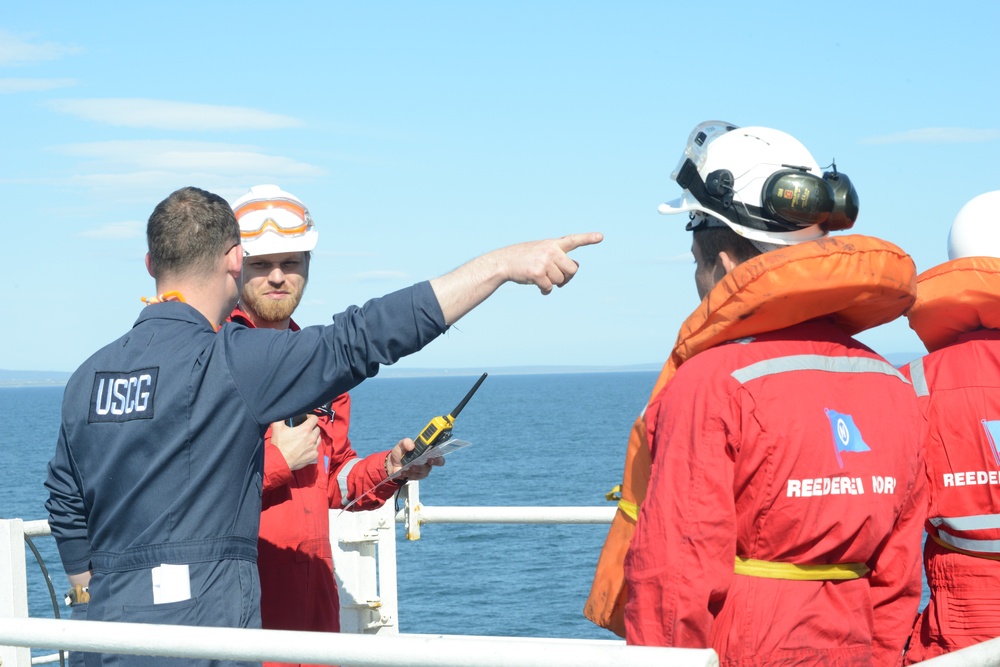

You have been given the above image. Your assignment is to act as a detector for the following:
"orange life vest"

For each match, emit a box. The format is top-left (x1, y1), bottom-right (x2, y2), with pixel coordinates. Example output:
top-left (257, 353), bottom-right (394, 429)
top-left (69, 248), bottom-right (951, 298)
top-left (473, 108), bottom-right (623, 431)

top-left (583, 234), bottom-right (917, 636)
top-left (906, 256), bottom-right (1000, 353)
top-left (905, 256), bottom-right (1000, 565)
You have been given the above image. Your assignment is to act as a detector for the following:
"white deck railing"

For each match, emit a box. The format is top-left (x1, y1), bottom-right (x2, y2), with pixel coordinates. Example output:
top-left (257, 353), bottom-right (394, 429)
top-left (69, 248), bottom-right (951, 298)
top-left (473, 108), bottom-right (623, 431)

top-left (0, 484), bottom-right (714, 667)
top-left (0, 617), bottom-right (714, 667)
top-left (3, 482), bottom-right (999, 667)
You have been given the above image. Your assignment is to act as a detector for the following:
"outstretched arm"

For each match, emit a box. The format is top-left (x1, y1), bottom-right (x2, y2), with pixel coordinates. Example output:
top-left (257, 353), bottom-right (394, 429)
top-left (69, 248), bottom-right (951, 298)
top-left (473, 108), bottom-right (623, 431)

top-left (429, 233), bottom-right (603, 326)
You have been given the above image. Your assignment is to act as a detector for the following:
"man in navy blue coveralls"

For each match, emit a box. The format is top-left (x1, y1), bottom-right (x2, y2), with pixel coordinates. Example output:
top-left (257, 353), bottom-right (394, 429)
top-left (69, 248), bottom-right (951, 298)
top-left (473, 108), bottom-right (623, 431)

top-left (45, 186), bottom-right (601, 667)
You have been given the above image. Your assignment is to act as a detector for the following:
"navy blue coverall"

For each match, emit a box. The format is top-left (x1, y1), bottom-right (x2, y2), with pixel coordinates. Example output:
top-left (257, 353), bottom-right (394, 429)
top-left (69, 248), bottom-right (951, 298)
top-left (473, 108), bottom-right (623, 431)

top-left (45, 283), bottom-right (446, 667)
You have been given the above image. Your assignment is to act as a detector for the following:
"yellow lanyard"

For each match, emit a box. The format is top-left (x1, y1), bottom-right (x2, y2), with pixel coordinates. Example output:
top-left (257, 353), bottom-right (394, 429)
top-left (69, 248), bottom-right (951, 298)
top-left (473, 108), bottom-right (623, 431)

top-left (140, 291), bottom-right (186, 305)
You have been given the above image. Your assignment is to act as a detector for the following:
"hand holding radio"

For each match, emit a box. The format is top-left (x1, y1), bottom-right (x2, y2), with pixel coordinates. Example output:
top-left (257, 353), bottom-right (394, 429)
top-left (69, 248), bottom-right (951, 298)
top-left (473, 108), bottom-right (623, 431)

top-left (400, 373), bottom-right (487, 467)
top-left (271, 414), bottom-right (320, 471)
top-left (337, 374), bottom-right (487, 513)
top-left (386, 437), bottom-right (445, 481)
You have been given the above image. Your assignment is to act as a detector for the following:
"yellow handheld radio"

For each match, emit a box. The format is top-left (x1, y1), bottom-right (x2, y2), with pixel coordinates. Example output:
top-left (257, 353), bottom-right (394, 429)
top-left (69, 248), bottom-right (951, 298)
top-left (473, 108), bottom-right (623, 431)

top-left (401, 372), bottom-right (488, 466)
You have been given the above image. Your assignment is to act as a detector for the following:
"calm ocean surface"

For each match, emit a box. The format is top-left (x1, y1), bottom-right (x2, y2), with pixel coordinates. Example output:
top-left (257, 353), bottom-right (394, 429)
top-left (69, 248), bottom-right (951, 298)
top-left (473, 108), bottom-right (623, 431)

top-left (0, 371), bottom-right (656, 641)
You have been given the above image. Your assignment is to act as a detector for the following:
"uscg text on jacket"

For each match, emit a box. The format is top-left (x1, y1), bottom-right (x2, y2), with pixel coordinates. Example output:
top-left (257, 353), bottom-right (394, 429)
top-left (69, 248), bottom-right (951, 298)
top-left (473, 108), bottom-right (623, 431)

top-left (89, 368), bottom-right (159, 423)
top-left (786, 476), bottom-right (897, 497)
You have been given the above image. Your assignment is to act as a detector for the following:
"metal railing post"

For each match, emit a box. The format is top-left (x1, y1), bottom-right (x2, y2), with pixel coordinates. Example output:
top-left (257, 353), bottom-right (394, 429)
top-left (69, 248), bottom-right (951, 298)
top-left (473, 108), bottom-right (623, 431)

top-left (402, 481), bottom-right (421, 541)
top-left (331, 502), bottom-right (399, 635)
top-left (0, 519), bottom-right (32, 667)
top-left (373, 501), bottom-right (399, 636)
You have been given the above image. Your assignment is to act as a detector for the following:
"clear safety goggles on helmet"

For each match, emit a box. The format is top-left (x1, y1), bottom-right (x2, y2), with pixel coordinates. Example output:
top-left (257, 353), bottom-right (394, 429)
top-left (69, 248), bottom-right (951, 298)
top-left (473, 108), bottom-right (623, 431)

top-left (234, 197), bottom-right (313, 240)
top-left (669, 120), bottom-right (739, 183)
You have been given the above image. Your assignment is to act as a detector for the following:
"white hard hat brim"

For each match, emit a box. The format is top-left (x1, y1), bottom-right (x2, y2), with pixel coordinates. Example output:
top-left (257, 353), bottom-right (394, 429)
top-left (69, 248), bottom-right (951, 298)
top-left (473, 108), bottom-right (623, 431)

top-left (242, 228), bottom-right (319, 257)
top-left (657, 191), bottom-right (826, 246)
top-left (657, 191), bottom-right (704, 217)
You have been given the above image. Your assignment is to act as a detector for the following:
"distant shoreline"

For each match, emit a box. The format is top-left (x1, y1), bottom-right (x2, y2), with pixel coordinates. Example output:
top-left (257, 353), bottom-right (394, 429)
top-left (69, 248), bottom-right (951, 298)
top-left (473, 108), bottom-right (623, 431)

top-left (1, 354), bottom-right (922, 387)
top-left (373, 364), bottom-right (661, 379)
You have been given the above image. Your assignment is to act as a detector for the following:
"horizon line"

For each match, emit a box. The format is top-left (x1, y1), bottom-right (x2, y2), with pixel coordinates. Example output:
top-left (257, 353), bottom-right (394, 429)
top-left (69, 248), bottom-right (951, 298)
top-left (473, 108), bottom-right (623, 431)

top-left (0, 352), bottom-right (926, 385)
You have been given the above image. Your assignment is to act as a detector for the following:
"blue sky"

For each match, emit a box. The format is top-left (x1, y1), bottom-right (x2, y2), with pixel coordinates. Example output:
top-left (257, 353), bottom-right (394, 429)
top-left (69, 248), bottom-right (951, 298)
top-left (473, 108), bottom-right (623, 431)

top-left (3, 2), bottom-right (999, 373)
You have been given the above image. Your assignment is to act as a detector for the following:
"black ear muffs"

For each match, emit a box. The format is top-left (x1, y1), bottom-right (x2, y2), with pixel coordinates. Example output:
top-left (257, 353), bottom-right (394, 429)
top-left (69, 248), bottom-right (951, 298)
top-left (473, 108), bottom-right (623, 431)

top-left (761, 169), bottom-right (858, 231)
top-left (761, 170), bottom-right (833, 228)
top-left (821, 170), bottom-right (858, 231)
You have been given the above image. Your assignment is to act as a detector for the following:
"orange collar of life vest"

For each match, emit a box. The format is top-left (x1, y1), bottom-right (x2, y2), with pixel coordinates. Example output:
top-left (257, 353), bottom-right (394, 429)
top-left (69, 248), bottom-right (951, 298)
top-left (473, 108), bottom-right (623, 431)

top-left (906, 256), bottom-right (1000, 353)
top-left (649, 233), bottom-right (917, 410)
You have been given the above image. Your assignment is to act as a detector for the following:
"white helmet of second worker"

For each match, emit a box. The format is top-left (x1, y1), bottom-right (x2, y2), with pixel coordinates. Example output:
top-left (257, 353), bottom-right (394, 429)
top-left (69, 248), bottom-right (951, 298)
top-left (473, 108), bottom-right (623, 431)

top-left (658, 121), bottom-right (859, 245)
top-left (947, 190), bottom-right (1000, 260)
top-left (232, 184), bottom-right (318, 257)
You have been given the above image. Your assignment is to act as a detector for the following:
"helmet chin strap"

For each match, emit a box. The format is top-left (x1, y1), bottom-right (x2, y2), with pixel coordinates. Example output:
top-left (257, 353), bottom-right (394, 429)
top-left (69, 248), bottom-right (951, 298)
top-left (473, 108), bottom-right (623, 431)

top-left (748, 238), bottom-right (783, 253)
top-left (685, 211), bottom-right (728, 232)
top-left (688, 212), bottom-right (785, 254)
top-left (675, 158), bottom-right (805, 235)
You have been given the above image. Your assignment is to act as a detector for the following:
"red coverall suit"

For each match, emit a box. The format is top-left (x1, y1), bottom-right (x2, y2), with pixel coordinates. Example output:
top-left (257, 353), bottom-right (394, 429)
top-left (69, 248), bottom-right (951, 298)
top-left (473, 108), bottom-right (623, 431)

top-left (230, 308), bottom-right (402, 665)
top-left (622, 237), bottom-right (926, 667)
top-left (901, 257), bottom-right (1000, 664)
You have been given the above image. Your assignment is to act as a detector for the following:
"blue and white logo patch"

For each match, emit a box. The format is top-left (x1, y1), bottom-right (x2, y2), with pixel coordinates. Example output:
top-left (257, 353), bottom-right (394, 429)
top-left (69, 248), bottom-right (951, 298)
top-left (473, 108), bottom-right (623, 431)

top-left (825, 408), bottom-right (871, 469)
top-left (89, 368), bottom-right (158, 423)
top-left (982, 419), bottom-right (1000, 467)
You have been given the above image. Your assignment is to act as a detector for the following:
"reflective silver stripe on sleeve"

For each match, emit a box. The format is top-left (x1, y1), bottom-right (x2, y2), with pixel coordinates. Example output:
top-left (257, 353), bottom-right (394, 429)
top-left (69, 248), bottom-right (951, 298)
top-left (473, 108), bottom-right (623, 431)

top-left (929, 514), bottom-right (1000, 531)
top-left (337, 458), bottom-right (362, 507)
top-left (933, 530), bottom-right (1000, 554)
top-left (731, 354), bottom-right (909, 385)
top-left (908, 358), bottom-right (929, 397)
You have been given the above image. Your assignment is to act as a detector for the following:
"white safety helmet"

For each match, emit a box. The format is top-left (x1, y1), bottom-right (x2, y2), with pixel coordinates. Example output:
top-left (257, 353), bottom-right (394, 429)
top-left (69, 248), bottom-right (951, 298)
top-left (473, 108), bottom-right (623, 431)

top-left (232, 184), bottom-right (318, 257)
top-left (947, 190), bottom-right (1000, 260)
top-left (658, 121), bottom-right (859, 245)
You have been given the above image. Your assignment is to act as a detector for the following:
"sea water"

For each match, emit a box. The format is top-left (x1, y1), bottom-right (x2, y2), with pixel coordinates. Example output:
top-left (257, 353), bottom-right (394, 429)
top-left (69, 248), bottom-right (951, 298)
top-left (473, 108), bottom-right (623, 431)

top-left (0, 372), bottom-right (652, 640)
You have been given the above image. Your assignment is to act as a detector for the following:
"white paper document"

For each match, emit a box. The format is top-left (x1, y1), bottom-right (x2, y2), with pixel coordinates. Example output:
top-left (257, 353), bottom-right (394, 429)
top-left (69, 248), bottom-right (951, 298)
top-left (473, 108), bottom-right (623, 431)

top-left (152, 563), bottom-right (191, 604)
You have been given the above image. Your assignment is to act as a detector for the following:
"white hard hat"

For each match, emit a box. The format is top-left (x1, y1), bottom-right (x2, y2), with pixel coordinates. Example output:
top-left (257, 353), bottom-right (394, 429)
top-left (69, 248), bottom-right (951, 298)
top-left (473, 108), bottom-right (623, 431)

top-left (232, 184), bottom-right (318, 257)
top-left (659, 121), bottom-right (858, 245)
top-left (947, 191), bottom-right (1000, 260)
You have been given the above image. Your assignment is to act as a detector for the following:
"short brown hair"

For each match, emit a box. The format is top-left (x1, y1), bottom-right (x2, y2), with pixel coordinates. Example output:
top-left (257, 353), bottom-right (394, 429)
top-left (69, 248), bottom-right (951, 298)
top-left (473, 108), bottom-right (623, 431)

top-left (146, 187), bottom-right (240, 279)
top-left (693, 226), bottom-right (761, 271)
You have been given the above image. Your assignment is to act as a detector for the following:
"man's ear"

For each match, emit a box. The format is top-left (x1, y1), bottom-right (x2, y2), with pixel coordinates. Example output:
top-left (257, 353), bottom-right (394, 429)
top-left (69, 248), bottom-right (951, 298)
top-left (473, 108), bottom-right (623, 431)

top-left (227, 244), bottom-right (244, 277)
top-left (145, 253), bottom-right (155, 278)
top-left (718, 250), bottom-right (739, 274)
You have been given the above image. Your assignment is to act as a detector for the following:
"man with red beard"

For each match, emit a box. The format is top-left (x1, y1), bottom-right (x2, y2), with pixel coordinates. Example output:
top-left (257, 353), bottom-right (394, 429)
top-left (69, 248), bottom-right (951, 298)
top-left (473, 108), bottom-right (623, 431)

top-left (228, 184), bottom-right (442, 660)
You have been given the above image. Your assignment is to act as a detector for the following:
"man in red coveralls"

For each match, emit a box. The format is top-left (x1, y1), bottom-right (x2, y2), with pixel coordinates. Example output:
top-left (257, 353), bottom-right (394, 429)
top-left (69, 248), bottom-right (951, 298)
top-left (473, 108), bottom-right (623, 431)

top-left (622, 122), bottom-right (926, 666)
top-left (902, 191), bottom-right (1000, 664)
top-left (229, 184), bottom-right (442, 656)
